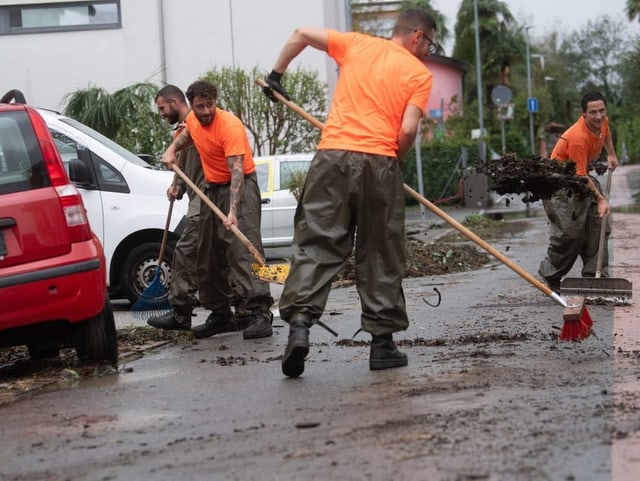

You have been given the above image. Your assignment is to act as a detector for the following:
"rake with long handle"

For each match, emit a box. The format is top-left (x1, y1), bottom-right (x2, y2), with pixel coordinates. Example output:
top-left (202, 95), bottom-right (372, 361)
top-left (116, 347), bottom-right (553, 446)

top-left (171, 164), bottom-right (288, 284)
top-left (130, 197), bottom-right (174, 316)
top-left (257, 77), bottom-right (594, 340)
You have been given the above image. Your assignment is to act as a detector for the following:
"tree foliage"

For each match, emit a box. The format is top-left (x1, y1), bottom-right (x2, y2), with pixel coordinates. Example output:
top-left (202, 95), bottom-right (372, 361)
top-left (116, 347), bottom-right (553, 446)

top-left (63, 82), bottom-right (170, 161)
top-left (200, 66), bottom-right (326, 156)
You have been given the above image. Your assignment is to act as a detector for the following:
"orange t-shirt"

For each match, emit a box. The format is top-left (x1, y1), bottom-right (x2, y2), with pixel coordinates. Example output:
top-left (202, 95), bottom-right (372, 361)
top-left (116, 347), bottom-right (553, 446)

top-left (550, 116), bottom-right (609, 176)
top-left (185, 108), bottom-right (255, 183)
top-left (318, 30), bottom-right (433, 157)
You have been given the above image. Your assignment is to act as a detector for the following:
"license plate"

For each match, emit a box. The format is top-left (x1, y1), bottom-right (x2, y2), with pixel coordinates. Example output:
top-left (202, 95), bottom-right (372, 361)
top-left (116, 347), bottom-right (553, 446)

top-left (0, 230), bottom-right (7, 259)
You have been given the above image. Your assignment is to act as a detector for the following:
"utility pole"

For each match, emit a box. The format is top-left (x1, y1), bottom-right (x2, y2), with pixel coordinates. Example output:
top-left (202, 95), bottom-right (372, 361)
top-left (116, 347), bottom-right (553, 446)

top-left (525, 27), bottom-right (535, 155)
top-left (474, 0), bottom-right (486, 163)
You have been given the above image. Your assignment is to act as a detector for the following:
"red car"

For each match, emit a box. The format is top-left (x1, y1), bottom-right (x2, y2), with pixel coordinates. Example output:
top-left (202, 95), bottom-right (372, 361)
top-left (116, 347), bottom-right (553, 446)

top-left (0, 90), bottom-right (117, 364)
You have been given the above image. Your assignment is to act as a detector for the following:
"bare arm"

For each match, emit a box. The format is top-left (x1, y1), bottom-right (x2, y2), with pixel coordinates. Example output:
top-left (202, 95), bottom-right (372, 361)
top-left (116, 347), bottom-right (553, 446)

top-left (603, 131), bottom-right (618, 171)
top-left (396, 105), bottom-right (423, 162)
top-left (161, 128), bottom-right (194, 169)
top-left (272, 27), bottom-right (329, 73)
top-left (224, 154), bottom-right (245, 229)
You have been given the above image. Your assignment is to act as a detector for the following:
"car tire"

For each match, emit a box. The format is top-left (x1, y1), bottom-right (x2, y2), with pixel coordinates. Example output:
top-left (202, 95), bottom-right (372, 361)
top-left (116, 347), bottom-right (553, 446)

top-left (120, 242), bottom-right (174, 304)
top-left (74, 297), bottom-right (118, 365)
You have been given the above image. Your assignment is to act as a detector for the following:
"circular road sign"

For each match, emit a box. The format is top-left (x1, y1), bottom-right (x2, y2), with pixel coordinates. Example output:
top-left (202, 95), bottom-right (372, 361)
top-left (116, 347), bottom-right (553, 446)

top-left (491, 85), bottom-right (512, 106)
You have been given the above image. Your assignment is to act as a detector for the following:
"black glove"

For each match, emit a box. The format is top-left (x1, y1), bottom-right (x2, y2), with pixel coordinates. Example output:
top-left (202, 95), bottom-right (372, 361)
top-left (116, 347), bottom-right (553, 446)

top-left (263, 70), bottom-right (291, 103)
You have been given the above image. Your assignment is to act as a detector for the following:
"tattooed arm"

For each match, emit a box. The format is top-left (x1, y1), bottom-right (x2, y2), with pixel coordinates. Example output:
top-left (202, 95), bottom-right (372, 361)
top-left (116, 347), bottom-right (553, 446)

top-left (161, 128), bottom-right (194, 169)
top-left (224, 154), bottom-right (245, 229)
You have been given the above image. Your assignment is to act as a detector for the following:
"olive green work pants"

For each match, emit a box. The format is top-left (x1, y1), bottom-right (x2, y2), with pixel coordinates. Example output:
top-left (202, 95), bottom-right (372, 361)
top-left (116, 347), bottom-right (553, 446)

top-left (168, 215), bottom-right (199, 322)
top-left (279, 150), bottom-right (409, 335)
top-left (197, 173), bottom-right (273, 315)
top-left (538, 177), bottom-right (610, 281)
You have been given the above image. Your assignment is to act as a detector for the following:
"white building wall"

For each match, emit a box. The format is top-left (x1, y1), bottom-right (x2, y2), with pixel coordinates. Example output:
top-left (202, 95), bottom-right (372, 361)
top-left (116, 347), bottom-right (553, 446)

top-left (1, 0), bottom-right (347, 111)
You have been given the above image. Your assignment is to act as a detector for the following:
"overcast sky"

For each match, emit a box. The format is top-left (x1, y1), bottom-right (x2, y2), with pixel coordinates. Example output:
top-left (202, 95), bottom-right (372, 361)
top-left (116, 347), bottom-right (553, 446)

top-left (433, 0), bottom-right (639, 53)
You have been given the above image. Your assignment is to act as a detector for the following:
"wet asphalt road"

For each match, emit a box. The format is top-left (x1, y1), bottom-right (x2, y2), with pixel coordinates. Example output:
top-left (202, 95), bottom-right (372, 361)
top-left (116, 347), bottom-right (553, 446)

top-left (1, 165), bottom-right (639, 481)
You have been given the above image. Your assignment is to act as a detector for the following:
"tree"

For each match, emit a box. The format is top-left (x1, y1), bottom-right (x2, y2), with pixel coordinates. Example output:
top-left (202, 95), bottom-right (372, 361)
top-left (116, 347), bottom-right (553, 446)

top-left (61, 67), bottom-right (327, 161)
top-left (627, 0), bottom-right (640, 22)
top-left (63, 82), bottom-right (170, 162)
top-left (558, 16), bottom-right (631, 107)
top-left (201, 66), bottom-right (326, 156)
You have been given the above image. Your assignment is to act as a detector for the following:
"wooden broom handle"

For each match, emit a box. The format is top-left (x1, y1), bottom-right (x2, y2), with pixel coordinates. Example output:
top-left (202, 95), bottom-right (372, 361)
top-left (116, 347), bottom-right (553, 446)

top-left (403, 184), bottom-right (555, 298)
top-left (171, 164), bottom-right (266, 267)
top-left (257, 78), bottom-right (568, 305)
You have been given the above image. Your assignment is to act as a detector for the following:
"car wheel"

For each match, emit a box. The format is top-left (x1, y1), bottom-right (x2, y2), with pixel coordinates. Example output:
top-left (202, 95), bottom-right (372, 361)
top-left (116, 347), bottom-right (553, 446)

top-left (27, 341), bottom-right (61, 360)
top-left (121, 242), bottom-right (174, 304)
top-left (74, 297), bottom-right (118, 365)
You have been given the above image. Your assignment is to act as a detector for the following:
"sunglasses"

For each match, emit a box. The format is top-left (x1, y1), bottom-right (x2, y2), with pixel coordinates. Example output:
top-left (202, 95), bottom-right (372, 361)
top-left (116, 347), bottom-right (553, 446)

top-left (415, 30), bottom-right (438, 55)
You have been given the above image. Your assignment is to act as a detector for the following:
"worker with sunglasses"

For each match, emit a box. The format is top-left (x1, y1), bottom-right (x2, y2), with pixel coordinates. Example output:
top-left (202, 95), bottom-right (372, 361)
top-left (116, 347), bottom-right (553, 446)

top-left (263, 8), bottom-right (437, 378)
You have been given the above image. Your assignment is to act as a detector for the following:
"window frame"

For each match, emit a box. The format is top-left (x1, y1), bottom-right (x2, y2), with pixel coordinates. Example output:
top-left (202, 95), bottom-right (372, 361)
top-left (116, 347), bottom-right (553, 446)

top-left (0, 1), bottom-right (121, 35)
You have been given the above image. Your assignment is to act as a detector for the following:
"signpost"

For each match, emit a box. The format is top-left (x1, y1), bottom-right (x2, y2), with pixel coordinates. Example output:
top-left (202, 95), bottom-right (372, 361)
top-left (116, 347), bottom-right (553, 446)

top-left (491, 86), bottom-right (512, 154)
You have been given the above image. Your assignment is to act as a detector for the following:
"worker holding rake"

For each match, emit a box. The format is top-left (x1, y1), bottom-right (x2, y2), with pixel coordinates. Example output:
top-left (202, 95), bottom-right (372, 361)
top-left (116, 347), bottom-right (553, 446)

top-left (538, 91), bottom-right (619, 292)
top-left (146, 85), bottom-right (204, 331)
top-left (263, 8), bottom-right (437, 377)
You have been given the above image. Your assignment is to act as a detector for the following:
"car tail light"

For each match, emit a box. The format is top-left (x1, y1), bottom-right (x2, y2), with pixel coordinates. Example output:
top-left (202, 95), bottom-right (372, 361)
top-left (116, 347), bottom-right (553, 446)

top-left (28, 109), bottom-right (93, 243)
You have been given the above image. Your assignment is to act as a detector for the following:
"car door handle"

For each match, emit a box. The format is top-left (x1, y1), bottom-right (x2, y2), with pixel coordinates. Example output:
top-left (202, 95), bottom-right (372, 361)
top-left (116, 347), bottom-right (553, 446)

top-left (262, 198), bottom-right (271, 204)
top-left (0, 218), bottom-right (17, 228)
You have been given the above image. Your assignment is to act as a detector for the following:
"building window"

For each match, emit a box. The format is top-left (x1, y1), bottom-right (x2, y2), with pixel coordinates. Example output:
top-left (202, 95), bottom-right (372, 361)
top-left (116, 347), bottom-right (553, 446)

top-left (0, 1), bottom-right (121, 35)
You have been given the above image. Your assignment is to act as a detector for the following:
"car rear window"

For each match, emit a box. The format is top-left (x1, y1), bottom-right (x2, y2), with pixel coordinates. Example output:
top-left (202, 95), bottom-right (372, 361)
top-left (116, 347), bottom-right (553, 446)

top-left (0, 110), bottom-right (51, 195)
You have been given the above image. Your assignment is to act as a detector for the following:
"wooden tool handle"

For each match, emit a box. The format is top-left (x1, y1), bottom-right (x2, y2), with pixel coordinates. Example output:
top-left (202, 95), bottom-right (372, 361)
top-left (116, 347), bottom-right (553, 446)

top-left (403, 184), bottom-right (559, 298)
top-left (171, 164), bottom-right (266, 267)
top-left (255, 78), bottom-right (325, 130)
top-left (595, 168), bottom-right (613, 278)
top-left (157, 197), bottom-right (174, 266)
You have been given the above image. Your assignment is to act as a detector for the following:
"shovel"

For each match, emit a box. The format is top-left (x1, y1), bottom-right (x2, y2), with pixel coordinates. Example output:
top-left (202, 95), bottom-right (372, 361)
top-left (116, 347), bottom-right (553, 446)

top-left (560, 168), bottom-right (633, 300)
top-left (171, 164), bottom-right (289, 284)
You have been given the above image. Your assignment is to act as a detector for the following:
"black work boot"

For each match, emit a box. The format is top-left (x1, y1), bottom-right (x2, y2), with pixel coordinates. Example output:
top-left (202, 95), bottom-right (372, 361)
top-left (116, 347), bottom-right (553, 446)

top-left (545, 277), bottom-right (561, 294)
top-left (192, 311), bottom-right (236, 339)
top-left (282, 314), bottom-right (311, 378)
top-left (369, 334), bottom-right (408, 371)
top-left (147, 310), bottom-right (191, 331)
top-left (243, 311), bottom-right (274, 339)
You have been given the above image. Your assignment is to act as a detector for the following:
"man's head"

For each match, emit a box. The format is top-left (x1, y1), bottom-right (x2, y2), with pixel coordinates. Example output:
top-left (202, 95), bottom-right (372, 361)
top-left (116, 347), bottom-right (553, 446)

top-left (186, 80), bottom-right (218, 126)
top-left (392, 8), bottom-right (438, 60)
top-left (580, 90), bottom-right (607, 133)
top-left (155, 85), bottom-right (188, 124)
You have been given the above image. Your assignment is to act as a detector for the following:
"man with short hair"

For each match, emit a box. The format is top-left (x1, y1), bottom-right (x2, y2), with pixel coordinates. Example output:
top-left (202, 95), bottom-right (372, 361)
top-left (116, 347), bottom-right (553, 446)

top-left (162, 80), bottom-right (274, 340)
top-left (539, 90), bottom-right (619, 291)
top-left (263, 8), bottom-right (436, 376)
top-left (148, 84), bottom-right (203, 331)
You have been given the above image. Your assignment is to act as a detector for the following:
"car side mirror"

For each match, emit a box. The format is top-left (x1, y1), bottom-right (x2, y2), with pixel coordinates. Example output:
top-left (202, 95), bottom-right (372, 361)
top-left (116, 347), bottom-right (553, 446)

top-left (68, 158), bottom-right (92, 187)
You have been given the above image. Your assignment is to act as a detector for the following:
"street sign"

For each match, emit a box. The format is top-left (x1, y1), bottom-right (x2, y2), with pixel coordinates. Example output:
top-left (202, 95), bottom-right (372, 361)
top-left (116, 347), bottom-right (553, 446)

top-left (429, 109), bottom-right (442, 119)
top-left (527, 97), bottom-right (539, 113)
top-left (491, 86), bottom-right (512, 106)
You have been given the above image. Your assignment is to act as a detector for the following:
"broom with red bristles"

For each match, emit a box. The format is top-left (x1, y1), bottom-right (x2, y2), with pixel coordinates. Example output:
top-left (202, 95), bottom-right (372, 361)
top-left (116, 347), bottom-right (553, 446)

top-left (256, 78), bottom-right (594, 341)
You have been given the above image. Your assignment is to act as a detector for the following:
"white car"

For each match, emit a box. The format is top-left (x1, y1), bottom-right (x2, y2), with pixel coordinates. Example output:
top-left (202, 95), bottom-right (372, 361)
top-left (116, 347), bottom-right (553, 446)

top-left (39, 108), bottom-right (189, 303)
top-left (255, 153), bottom-right (313, 247)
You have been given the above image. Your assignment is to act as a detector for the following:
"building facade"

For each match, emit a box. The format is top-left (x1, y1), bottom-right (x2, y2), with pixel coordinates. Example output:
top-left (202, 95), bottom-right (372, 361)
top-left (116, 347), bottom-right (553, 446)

top-left (1, 0), bottom-right (465, 123)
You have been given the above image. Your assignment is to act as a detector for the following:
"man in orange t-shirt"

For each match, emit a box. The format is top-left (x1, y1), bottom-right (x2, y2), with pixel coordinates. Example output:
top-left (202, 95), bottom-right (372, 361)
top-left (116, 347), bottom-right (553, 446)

top-left (162, 80), bottom-right (274, 340)
top-left (263, 9), bottom-right (436, 377)
top-left (538, 91), bottom-right (619, 292)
